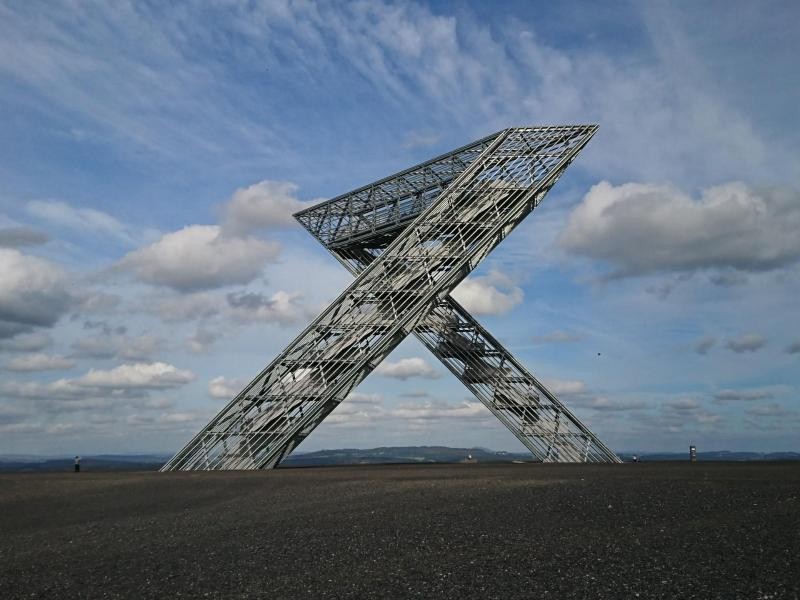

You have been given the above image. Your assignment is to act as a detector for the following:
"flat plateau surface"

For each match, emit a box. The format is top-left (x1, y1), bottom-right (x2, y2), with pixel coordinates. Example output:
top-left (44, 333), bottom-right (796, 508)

top-left (0, 462), bottom-right (798, 599)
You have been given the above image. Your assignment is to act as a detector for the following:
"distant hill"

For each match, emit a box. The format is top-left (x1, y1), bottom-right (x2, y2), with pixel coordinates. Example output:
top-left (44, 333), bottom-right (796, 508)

top-left (1, 447), bottom-right (798, 472)
top-left (0, 454), bottom-right (169, 473)
top-left (281, 446), bottom-right (531, 467)
top-left (620, 450), bottom-right (800, 462)
top-left (0, 447), bottom-right (529, 472)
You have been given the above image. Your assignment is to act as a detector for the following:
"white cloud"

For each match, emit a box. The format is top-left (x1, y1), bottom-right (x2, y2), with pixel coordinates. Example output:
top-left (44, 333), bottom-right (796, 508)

top-left (694, 336), bottom-right (716, 355)
top-left (74, 291), bottom-right (121, 315)
top-left (155, 411), bottom-right (204, 424)
top-left (246, 1), bottom-right (791, 185)
top-left (572, 396), bottom-right (648, 411)
top-left (4, 353), bottom-right (75, 372)
top-left (543, 379), bottom-right (587, 396)
top-left (1, 0), bottom-right (792, 189)
top-left (117, 334), bottom-right (163, 361)
top-left (664, 398), bottom-right (701, 411)
top-left (70, 335), bottom-right (119, 359)
top-left (120, 411), bottom-right (209, 432)
top-left (746, 403), bottom-right (795, 418)
top-left (208, 376), bottom-right (247, 400)
top-left (118, 225), bottom-right (279, 291)
top-left (399, 390), bottom-right (430, 398)
top-left (221, 180), bottom-right (311, 236)
top-left (0, 331), bottom-right (52, 353)
top-left (187, 325), bottom-right (221, 353)
top-left (27, 199), bottom-right (137, 244)
top-left (0, 361), bottom-right (193, 401)
top-left (644, 273), bottom-right (692, 299)
top-left (402, 130), bottom-right (441, 149)
top-left (0, 380), bottom-right (84, 401)
top-left (0, 422), bottom-right (42, 435)
top-left (147, 292), bottom-right (223, 323)
top-left (0, 249), bottom-right (73, 338)
top-left (0, 227), bottom-right (48, 248)
top-left (635, 396), bottom-right (728, 434)
top-left (560, 182), bottom-right (800, 278)
top-left (75, 362), bottom-right (194, 389)
top-left (226, 290), bottom-right (305, 325)
top-left (540, 379), bottom-right (646, 411)
top-left (81, 320), bottom-right (126, 336)
top-left (725, 334), bottom-right (767, 354)
top-left (713, 388), bottom-right (775, 402)
top-left (375, 357), bottom-right (440, 380)
top-left (390, 400), bottom-right (488, 421)
top-left (743, 417), bottom-right (799, 433)
top-left (707, 271), bottom-right (748, 287)
top-left (0, 3), bottom-right (280, 165)
top-left (452, 271), bottom-right (523, 316)
top-left (346, 392), bottom-right (383, 404)
top-left (70, 333), bottom-right (162, 361)
top-left (0, 404), bottom-right (29, 425)
top-left (326, 393), bottom-right (384, 427)
top-left (693, 411), bottom-right (723, 425)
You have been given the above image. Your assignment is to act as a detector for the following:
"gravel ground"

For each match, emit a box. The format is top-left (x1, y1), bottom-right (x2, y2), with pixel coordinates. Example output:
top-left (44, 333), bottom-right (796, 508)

top-left (0, 462), bottom-right (798, 599)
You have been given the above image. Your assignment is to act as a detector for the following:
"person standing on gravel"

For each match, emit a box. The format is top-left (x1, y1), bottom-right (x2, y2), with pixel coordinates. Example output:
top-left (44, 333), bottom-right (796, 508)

top-left (74, 456), bottom-right (80, 473)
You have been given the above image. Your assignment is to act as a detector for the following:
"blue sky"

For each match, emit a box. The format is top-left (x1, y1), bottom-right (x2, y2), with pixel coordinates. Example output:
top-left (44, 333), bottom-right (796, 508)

top-left (1, 0), bottom-right (798, 456)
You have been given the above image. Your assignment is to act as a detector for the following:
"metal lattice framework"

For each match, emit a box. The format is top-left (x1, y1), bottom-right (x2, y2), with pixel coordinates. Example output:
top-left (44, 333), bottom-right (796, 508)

top-left (162, 126), bottom-right (621, 471)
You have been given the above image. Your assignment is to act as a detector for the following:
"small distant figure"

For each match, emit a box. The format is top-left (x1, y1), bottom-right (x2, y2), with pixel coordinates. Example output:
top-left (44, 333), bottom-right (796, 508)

top-left (689, 445), bottom-right (697, 463)
top-left (74, 455), bottom-right (81, 473)
top-left (632, 454), bottom-right (639, 463)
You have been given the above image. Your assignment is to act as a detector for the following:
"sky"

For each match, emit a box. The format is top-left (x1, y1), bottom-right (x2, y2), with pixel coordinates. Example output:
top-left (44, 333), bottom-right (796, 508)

top-left (1, 0), bottom-right (798, 457)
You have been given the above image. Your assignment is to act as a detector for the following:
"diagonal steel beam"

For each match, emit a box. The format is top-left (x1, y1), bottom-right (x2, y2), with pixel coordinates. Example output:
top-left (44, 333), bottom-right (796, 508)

top-left (162, 126), bottom-right (618, 471)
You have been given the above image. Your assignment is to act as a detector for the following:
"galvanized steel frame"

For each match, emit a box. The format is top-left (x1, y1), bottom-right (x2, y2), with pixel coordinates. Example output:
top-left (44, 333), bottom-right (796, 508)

top-left (162, 126), bottom-right (621, 471)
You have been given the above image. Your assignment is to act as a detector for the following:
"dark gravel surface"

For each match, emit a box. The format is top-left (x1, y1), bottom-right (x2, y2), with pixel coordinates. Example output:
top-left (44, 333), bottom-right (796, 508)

top-left (0, 462), bottom-right (798, 599)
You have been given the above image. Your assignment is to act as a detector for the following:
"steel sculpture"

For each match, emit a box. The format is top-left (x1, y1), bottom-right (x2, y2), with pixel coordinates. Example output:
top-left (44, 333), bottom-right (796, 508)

top-left (162, 126), bottom-right (621, 471)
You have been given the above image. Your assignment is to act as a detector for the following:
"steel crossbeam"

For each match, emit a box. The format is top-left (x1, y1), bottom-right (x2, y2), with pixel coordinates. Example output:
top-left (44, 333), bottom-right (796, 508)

top-left (162, 126), bottom-right (621, 471)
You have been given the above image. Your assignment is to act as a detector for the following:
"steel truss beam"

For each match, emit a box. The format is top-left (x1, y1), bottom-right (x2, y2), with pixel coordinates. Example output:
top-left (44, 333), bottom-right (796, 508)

top-left (162, 126), bottom-right (621, 471)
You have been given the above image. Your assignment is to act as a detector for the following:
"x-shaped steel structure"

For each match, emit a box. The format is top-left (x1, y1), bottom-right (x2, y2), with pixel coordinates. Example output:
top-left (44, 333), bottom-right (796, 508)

top-left (162, 126), bottom-right (621, 471)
